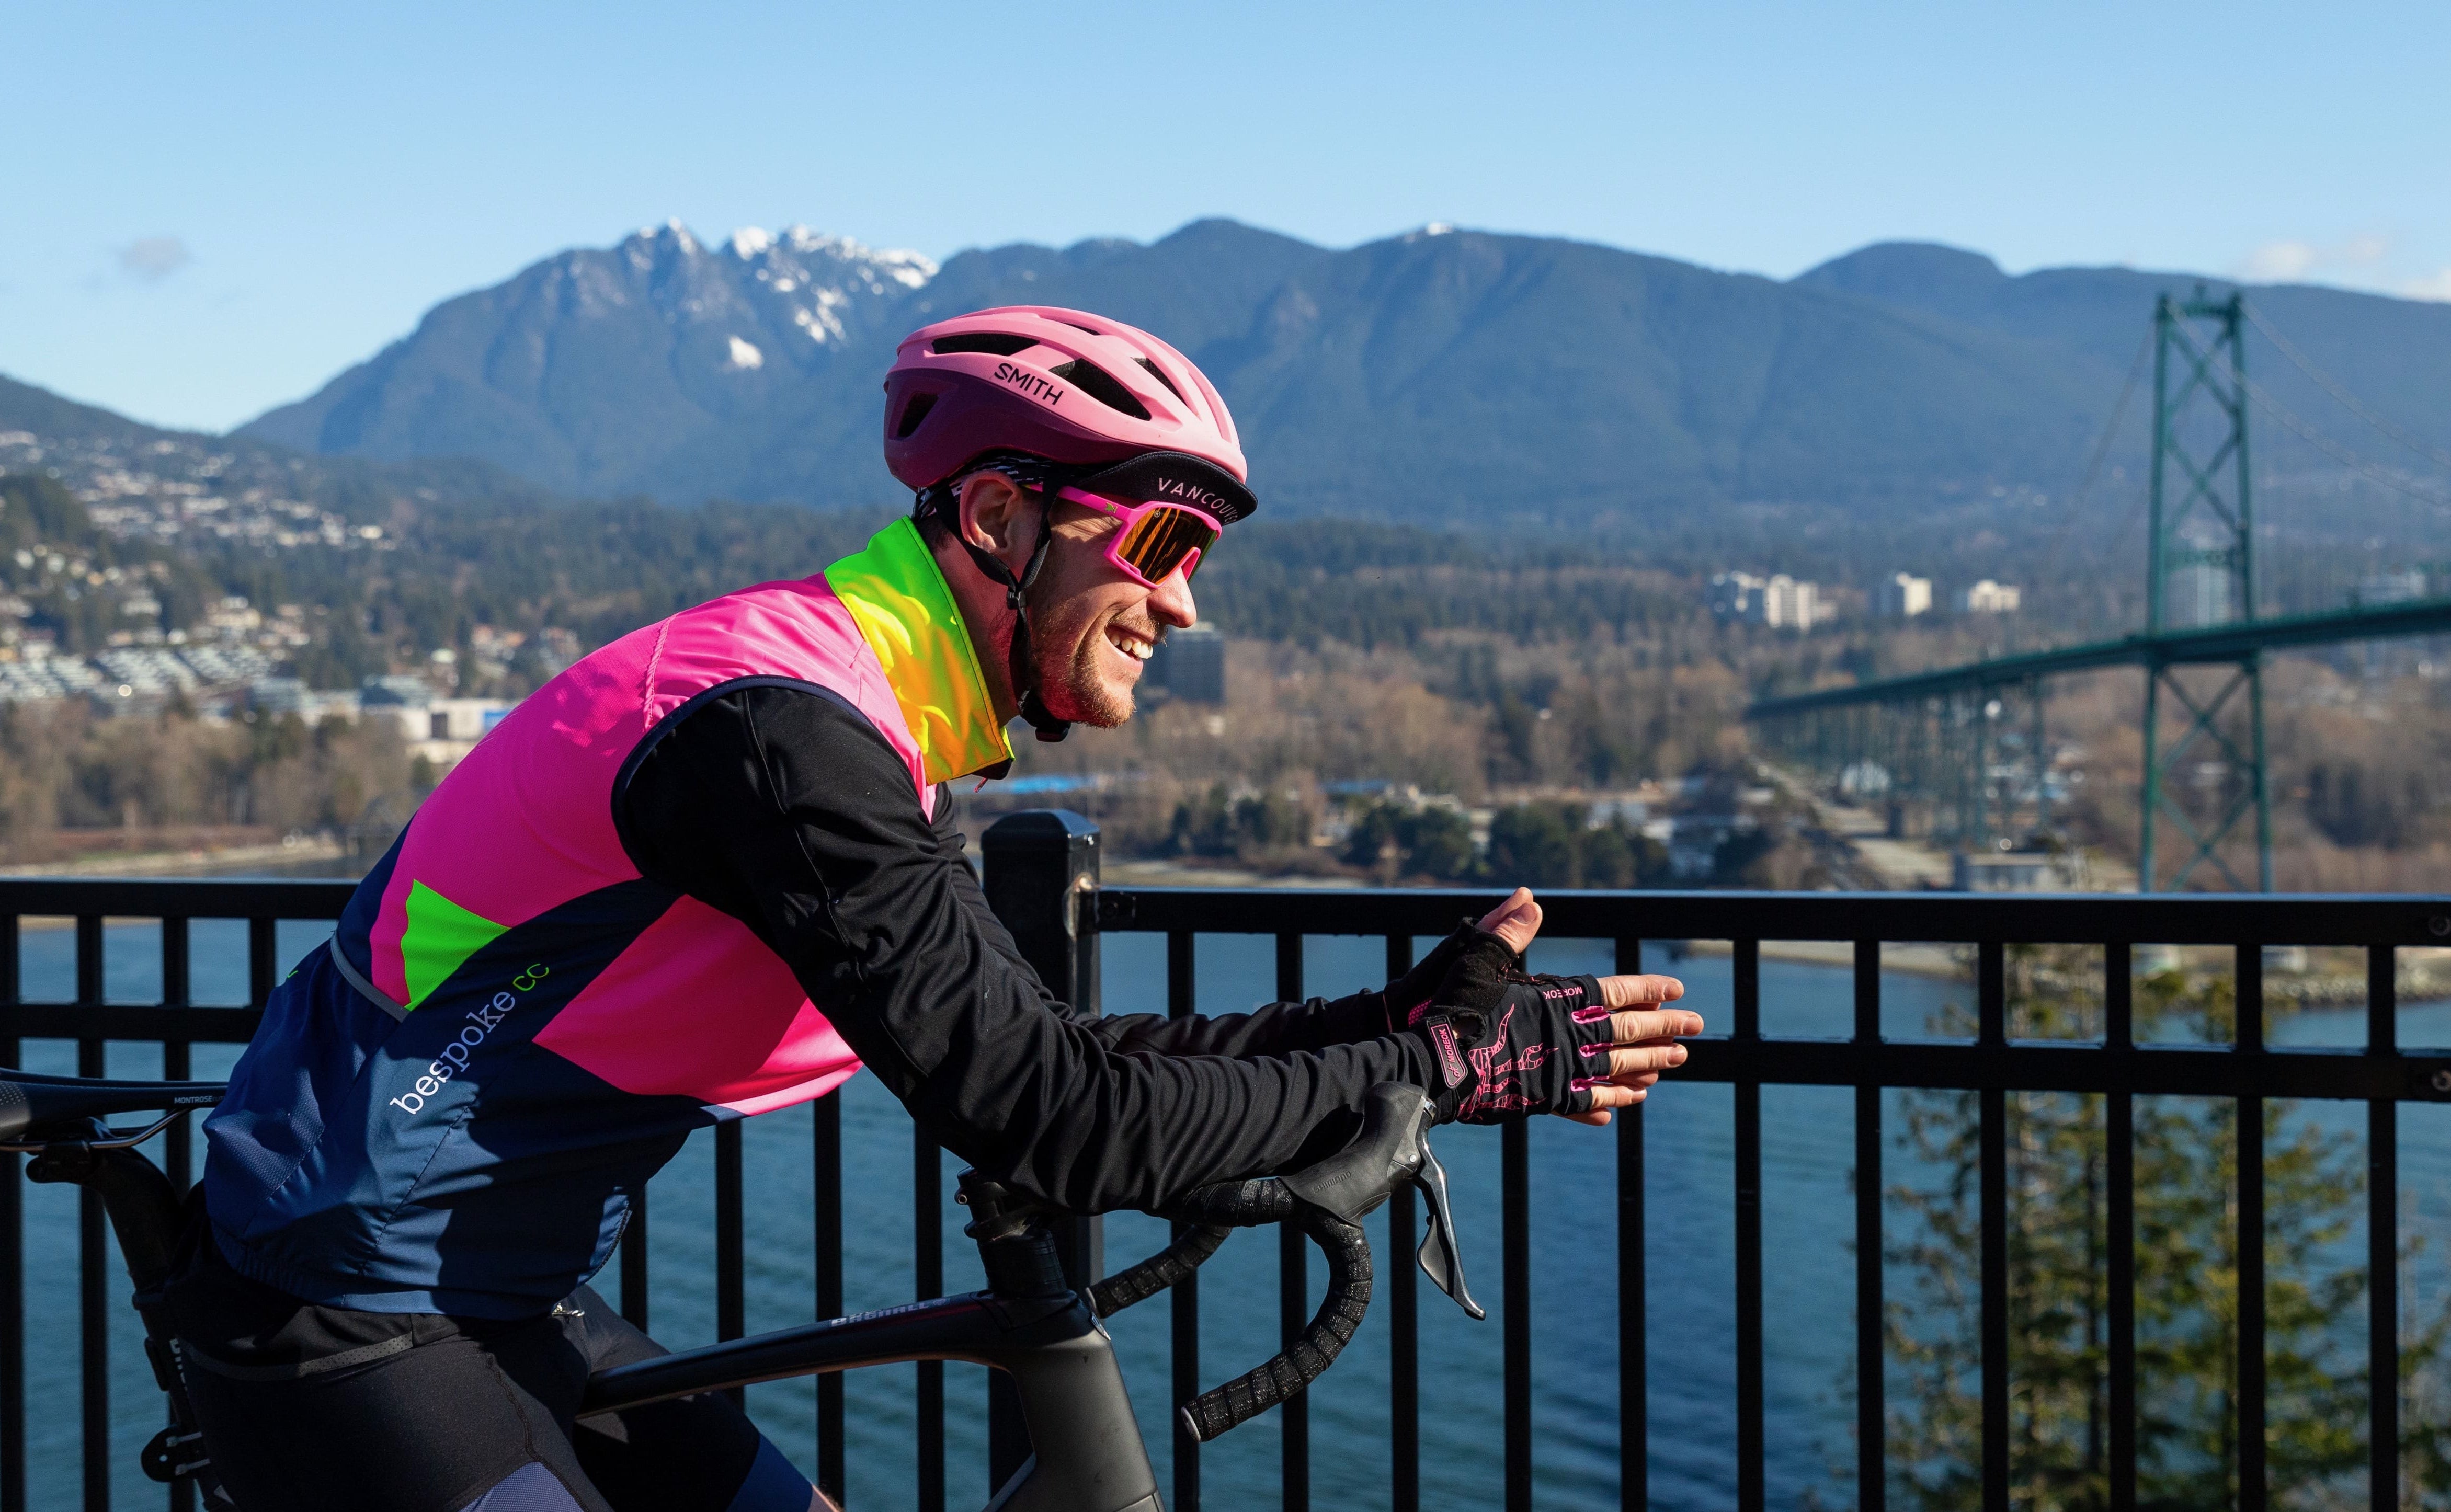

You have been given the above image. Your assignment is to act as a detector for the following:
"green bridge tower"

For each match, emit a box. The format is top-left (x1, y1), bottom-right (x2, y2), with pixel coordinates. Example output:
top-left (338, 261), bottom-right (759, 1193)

top-left (2139, 289), bottom-right (2272, 891)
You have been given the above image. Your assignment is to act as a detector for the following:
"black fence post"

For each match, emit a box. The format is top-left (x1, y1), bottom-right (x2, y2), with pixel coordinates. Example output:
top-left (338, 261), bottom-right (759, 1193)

top-left (980, 809), bottom-right (1102, 1493)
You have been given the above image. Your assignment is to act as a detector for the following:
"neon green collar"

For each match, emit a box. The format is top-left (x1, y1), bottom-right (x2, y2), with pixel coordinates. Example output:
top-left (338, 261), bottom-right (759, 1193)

top-left (825, 518), bottom-right (1014, 785)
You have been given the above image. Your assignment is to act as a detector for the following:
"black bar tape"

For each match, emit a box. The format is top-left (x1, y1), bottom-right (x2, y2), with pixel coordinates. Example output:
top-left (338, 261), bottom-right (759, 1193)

top-left (1161, 1177), bottom-right (1296, 1228)
top-left (1179, 1206), bottom-right (1374, 1442)
top-left (1089, 1224), bottom-right (1229, 1318)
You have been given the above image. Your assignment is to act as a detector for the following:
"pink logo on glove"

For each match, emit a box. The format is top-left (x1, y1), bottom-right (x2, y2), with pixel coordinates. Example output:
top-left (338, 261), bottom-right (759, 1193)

top-left (1457, 1004), bottom-right (1540, 1118)
top-left (1430, 1021), bottom-right (1468, 1085)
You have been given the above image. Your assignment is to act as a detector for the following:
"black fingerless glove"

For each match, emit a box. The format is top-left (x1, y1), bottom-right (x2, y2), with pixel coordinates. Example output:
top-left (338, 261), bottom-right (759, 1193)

top-left (1396, 921), bottom-right (1617, 1124)
top-left (1380, 918), bottom-right (1524, 1032)
top-left (1415, 974), bottom-right (1616, 1123)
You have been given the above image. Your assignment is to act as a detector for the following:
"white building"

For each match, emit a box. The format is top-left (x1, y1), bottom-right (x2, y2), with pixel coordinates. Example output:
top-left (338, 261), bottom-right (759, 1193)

top-left (1877, 572), bottom-right (1932, 618)
top-left (1709, 572), bottom-right (1820, 631)
top-left (1766, 576), bottom-right (1819, 629)
top-left (2167, 524), bottom-right (2231, 626)
top-left (1957, 579), bottom-right (2022, 614)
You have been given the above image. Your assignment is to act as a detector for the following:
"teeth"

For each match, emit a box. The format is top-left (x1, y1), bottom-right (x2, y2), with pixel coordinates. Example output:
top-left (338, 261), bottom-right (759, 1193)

top-left (1107, 629), bottom-right (1153, 662)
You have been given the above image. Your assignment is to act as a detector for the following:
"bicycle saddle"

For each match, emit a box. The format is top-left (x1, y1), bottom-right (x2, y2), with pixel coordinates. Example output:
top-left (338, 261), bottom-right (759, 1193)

top-left (0, 1068), bottom-right (227, 1142)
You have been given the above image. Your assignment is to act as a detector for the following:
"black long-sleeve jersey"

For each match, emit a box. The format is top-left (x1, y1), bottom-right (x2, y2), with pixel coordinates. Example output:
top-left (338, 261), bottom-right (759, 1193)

top-left (618, 684), bottom-right (1434, 1214)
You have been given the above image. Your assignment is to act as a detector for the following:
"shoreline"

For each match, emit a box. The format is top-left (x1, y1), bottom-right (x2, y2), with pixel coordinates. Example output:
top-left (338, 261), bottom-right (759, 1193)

top-left (2, 838), bottom-right (354, 930)
top-left (0, 836), bottom-right (348, 880)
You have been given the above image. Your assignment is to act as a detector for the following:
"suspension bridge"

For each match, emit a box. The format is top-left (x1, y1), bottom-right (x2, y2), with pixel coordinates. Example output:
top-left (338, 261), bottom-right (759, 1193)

top-left (1747, 290), bottom-right (2451, 892)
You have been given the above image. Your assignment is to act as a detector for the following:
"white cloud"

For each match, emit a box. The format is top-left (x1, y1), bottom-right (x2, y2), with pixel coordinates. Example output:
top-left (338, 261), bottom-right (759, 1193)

top-left (2401, 268), bottom-right (2451, 303)
top-left (726, 336), bottom-right (764, 370)
top-left (2239, 240), bottom-right (2320, 281)
top-left (2235, 234), bottom-right (2394, 285)
top-left (2340, 234), bottom-right (2390, 266)
top-left (117, 236), bottom-right (191, 282)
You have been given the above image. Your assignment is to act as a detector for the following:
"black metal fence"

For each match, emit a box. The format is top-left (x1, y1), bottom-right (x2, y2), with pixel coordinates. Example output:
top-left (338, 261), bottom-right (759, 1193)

top-left (2, 826), bottom-right (2448, 1511)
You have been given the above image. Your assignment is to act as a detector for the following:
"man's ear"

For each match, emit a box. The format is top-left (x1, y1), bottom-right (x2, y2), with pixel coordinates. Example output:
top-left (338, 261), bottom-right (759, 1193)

top-left (957, 473), bottom-right (1036, 570)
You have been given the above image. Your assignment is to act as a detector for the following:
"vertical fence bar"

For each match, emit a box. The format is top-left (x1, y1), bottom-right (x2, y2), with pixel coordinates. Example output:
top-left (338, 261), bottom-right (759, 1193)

top-left (915, 1124), bottom-right (944, 1512)
top-left (161, 917), bottom-right (193, 1512)
top-left (1274, 930), bottom-right (1309, 1512)
top-left (1978, 940), bottom-right (2007, 1512)
top-left (161, 919), bottom-right (192, 1196)
top-left (2368, 944), bottom-right (2398, 1512)
top-left (246, 917), bottom-right (276, 1010)
top-left (2106, 943), bottom-right (2137, 1512)
top-left (715, 1121), bottom-right (745, 1410)
top-left (620, 1188), bottom-right (649, 1330)
top-left (1385, 933), bottom-right (1418, 1512)
top-left (1853, 940), bottom-right (1884, 1512)
top-left (1732, 939), bottom-right (1763, 1512)
top-left (1, 913), bottom-right (22, 1512)
top-left (813, 1092), bottom-right (845, 1505)
top-left (1168, 931), bottom-right (1202, 1512)
top-left (1616, 935), bottom-right (1647, 1512)
top-left (982, 811), bottom-right (1102, 1496)
top-left (77, 916), bottom-right (109, 1512)
top-left (1503, 1115), bottom-right (1532, 1512)
top-left (2237, 944), bottom-right (2266, 1512)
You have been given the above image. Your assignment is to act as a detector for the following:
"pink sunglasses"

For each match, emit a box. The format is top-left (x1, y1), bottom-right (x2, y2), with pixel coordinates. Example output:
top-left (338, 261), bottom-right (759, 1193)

top-left (1055, 486), bottom-right (1224, 589)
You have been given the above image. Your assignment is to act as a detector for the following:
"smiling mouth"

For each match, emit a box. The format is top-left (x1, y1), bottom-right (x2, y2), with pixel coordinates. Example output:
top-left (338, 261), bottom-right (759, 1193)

top-left (1104, 626), bottom-right (1155, 663)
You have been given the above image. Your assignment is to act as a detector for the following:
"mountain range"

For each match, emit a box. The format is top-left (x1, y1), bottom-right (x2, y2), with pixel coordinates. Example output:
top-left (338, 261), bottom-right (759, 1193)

top-left (56, 218), bottom-right (2451, 530)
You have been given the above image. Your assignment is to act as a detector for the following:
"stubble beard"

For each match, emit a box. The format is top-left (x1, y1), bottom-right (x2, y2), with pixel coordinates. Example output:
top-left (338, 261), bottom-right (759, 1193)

top-left (1028, 595), bottom-right (1141, 730)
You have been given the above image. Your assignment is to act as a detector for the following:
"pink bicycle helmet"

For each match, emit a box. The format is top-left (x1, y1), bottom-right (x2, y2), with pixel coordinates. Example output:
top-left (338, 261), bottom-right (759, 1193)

top-left (882, 305), bottom-right (1253, 520)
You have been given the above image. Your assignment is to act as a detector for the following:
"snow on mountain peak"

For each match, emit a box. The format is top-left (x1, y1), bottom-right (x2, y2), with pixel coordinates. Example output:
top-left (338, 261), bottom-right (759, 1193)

top-left (613, 220), bottom-right (937, 292)
top-left (634, 217), bottom-right (700, 254)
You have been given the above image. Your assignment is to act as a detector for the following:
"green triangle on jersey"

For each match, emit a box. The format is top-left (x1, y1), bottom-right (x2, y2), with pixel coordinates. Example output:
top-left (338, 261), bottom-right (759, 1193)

top-left (402, 880), bottom-right (509, 1012)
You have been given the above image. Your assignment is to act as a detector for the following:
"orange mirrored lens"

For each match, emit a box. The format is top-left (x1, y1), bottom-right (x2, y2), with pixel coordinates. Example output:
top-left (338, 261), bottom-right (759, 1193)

top-left (1114, 506), bottom-right (1218, 583)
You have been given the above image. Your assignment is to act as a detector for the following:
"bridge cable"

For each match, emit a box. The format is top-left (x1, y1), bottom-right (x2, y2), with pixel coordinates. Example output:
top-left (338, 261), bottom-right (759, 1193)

top-left (2240, 376), bottom-right (2451, 514)
top-left (2244, 303), bottom-right (2451, 472)
top-left (2021, 327), bottom-right (2153, 632)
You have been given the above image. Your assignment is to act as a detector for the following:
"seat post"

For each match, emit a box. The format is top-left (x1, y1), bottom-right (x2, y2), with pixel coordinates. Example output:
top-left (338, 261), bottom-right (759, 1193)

top-left (24, 1123), bottom-right (189, 1293)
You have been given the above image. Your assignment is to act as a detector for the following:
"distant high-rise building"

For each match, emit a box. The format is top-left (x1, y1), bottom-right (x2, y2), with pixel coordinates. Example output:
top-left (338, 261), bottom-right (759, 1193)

top-left (1877, 572), bottom-right (1932, 618)
top-left (1149, 624), bottom-right (1226, 704)
top-left (1709, 572), bottom-right (1819, 631)
top-left (1765, 576), bottom-right (1819, 630)
top-left (1957, 579), bottom-right (2022, 614)
top-left (2167, 523), bottom-right (2232, 627)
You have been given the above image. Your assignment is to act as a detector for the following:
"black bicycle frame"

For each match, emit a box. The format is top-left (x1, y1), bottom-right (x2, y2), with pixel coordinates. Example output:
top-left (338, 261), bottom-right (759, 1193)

top-left (583, 1285), bottom-right (1157, 1512)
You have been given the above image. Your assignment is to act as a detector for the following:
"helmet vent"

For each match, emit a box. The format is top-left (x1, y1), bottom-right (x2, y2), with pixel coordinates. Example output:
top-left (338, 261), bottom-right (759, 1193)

top-left (931, 333), bottom-right (1035, 357)
top-left (1134, 358), bottom-right (1185, 404)
top-left (1047, 360), bottom-right (1150, 421)
top-left (893, 393), bottom-right (939, 439)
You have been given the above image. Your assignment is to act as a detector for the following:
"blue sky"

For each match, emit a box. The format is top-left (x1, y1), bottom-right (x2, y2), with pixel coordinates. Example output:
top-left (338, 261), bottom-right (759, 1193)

top-left (9, 1), bottom-right (2445, 432)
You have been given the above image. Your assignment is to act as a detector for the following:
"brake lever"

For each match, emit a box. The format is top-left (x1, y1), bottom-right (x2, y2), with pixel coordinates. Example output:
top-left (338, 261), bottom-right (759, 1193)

top-left (1410, 1132), bottom-right (1484, 1321)
top-left (1274, 1083), bottom-right (1485, 1322)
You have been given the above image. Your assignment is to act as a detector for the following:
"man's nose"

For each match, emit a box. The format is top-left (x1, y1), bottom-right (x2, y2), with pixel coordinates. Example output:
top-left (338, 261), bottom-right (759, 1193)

top-left (1149, 565), bottom-right (1196, 630)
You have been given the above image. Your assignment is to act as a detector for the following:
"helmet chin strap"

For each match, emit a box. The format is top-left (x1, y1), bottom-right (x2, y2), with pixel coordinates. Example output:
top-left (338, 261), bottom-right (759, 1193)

top-left (938, 482), bottom-right (1072, 744)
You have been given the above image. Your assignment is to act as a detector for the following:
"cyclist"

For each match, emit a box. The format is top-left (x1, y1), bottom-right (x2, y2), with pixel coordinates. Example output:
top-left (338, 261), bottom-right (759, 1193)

top-left (163, 305), bottom-right (1703, 1512)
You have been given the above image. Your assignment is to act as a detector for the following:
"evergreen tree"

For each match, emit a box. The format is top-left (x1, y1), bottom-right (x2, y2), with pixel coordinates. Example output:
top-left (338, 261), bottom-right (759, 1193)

top-left (1879, 947), bottom-right (2451, 1509)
